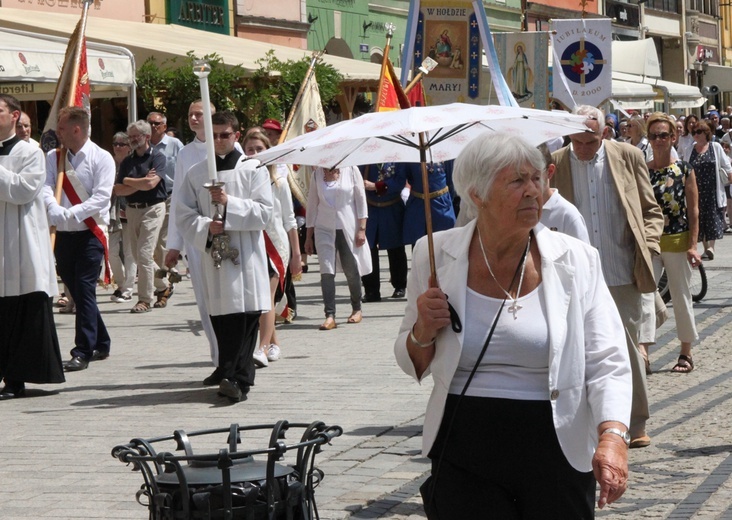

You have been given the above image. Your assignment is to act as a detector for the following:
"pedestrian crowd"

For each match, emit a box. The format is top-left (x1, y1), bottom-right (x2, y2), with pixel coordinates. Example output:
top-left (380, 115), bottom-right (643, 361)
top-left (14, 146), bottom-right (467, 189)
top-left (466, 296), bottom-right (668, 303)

top-left (0, 90), bottom-right (726, 515)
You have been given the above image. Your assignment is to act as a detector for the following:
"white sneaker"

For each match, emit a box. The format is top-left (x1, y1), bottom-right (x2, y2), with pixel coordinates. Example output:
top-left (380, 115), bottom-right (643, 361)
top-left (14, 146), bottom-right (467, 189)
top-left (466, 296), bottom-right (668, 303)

top-left (253, 347), bottom-right (269, 368)
top-left (267, 344), bottom-right (281, 362)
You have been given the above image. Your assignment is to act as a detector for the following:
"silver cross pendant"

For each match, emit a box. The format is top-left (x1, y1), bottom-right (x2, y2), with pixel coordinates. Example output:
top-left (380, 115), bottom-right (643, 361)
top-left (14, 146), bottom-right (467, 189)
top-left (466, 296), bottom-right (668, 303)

top-left (507, 301), bottom-right (522, 319)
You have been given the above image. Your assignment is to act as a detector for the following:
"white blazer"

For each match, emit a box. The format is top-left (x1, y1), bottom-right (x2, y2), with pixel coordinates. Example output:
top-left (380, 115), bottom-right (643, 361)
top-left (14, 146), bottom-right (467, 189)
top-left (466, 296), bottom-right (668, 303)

top-left (394, 221), bottom-right (632, 472)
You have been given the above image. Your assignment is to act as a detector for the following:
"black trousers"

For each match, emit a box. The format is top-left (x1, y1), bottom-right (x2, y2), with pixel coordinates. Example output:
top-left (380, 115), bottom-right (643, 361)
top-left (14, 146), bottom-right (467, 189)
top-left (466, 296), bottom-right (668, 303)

top-left (210, 311), bottom-right (261, 389)
top-left (55, 230), bottom-right (111, 360)
top-left (361, 245), bottom-right (407, 297)
top-left (424, 395), bottom-right (596, 519)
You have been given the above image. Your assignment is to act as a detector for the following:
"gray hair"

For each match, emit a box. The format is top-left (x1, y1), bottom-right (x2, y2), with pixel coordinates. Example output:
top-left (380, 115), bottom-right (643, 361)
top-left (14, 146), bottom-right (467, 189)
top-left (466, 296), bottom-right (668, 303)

top-left (127, 120), bottom-right (152, 136)
top-left (453, 132), bottom-right (546, 221)
top-left (147, 112), bottom-right (167, 124)
top-left (113, 131), bottom-right (129, 144)
top-left (573, 105), bottom-right (604, 134)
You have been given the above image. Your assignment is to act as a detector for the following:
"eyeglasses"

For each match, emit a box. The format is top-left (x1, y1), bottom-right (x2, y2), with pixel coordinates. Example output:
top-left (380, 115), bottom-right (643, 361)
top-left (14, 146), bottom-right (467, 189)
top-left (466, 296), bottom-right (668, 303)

top-left (213, 132), bottom-right (234, 140)
top-left (148, 121), bottom-right (163, 127)
top-left (693, 129), bottom-right (706, 135)
top-left (112, 142), bottom-right (129, 147)
top-left (649, 132), bottom-right (671, 141)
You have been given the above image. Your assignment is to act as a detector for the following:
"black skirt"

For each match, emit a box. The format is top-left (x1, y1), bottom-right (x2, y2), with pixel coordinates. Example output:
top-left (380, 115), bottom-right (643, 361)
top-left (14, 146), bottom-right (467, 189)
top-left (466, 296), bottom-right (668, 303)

top-left (0, 292), bottom-right (65, 384)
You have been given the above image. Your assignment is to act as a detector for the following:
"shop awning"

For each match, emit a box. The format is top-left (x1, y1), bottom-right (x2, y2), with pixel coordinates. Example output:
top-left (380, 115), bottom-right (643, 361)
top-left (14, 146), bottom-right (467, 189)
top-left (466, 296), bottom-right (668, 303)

top-left (609, 79), bottom-right (656, 110)
top-left (613, 72), bottom-right (705, 109)
top-left (0, 7), bottom-right (384, 84)
top-left (612, 39), bottom-right (661, 78)
top-left (705, 64), bottom-right (732, 93)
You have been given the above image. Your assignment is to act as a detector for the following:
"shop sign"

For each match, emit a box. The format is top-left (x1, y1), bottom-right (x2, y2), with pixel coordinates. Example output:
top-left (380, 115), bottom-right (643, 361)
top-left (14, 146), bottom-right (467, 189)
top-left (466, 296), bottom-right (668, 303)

top-left (604, 0), bottom-right (639, 29)
top-left (696, 45), bottom-right (719, 64)
top-left (167, 0), bottom-right (230, 35)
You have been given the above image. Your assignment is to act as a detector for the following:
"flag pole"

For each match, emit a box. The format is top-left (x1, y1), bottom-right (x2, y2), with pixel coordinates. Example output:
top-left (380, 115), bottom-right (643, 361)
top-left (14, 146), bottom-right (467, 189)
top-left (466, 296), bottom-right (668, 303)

top-left (51, 0), bottom-right (93, 249)
top-left (279, 50), bottom-right (324, 145)
top-left (376, 23), bottom-right (396, 107)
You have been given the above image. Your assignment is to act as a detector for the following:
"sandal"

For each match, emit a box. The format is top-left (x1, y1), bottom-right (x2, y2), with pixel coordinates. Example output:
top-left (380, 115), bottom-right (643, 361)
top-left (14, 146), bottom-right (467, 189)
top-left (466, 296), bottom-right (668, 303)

top-left (56, 293), bottom-right (69, 307)
top-left (131, 301), bottom-right (151, 313)
top-left (347, 310), bottom-right (363, 324)
top-left (153, 286), bottom-right (174, 308)
top-left (319, 317), bottom-right (337, 330)
top-left (643, 356), bottom-right (652, 375)
top-left (671, 354), bottom-right (694, 373)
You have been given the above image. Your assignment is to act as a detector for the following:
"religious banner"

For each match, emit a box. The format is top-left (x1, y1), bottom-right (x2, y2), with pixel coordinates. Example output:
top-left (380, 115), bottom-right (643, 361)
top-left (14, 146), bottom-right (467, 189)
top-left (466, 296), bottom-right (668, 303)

top-left (551, 19), bottom-right (612, 109)
top-left (494, 32), bottom-right (550, 110)
top-left (406, 0), bottom-right (480, 106)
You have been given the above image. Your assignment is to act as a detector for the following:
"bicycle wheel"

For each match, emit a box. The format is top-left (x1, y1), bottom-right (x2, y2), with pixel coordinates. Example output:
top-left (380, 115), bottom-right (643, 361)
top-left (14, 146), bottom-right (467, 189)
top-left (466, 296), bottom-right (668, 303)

top-left (691, 264), bottom-right (707, 302)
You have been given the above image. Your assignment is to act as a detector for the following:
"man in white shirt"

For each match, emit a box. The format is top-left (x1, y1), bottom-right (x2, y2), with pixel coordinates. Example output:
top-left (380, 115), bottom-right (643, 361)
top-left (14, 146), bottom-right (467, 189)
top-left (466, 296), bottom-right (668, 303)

top-left (537, 144), bottom-right (589, 243)
top-left (15, 112), bottom-right (40, 147)
top-left (147, 112), bottom-right (183, 306)
top-left (43, 106), bottom-right (116, 372)
top-left (552, 105), bottom-right (664, 449)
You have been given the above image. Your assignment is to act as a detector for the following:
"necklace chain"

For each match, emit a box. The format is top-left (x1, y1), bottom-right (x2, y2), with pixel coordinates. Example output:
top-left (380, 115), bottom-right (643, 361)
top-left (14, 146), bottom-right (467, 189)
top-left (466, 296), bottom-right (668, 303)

top-left (477, 227), bottom-right (531, 320)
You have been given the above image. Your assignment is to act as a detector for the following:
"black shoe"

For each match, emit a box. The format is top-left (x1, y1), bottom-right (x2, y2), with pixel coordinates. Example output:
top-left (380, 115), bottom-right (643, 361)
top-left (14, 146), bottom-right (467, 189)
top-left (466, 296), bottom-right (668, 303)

top-left (0, 383), bottom-right (26, 400)
top-left (91, 350), bottom-right (109, 361)
top-left (362, 293), bottom-right (381, 302)
top-left (63, 356), bottom-right (89, 372)
top-left (217, 378), bottom-right (248, 402)
top-left (391, 288), bottom-right (406, 298)
top-left (203, 368), bottom-right (224, 386)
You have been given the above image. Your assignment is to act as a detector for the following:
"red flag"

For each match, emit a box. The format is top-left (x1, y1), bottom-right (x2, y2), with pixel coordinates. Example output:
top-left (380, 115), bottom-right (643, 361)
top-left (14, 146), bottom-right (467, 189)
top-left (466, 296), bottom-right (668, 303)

top-left (376, 59), bottom-right (410, 112)
top-left (408, 80), bottom-right (427, 107)
top-left (41, 7), bottom-right (92, 152)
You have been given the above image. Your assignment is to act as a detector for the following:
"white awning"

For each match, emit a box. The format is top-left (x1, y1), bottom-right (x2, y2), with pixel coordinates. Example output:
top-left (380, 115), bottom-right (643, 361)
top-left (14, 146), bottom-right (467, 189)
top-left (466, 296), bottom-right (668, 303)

top-left (610, 79), bottom-right (656, 110)
top-left (0, 27), bottom-right (135, 87)
top-left (612, 39), bottom-right (661, 78)
top-left (613, 72), bottom-right (705, 109)
top-left (0, 7), bottom-right (384, 83)
top-left (705, 64), bottom-right (732, 93)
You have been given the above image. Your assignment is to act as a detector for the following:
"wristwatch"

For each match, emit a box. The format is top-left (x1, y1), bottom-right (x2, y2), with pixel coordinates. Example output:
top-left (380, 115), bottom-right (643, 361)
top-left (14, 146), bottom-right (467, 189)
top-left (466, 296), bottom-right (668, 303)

top-left (601, 428), bottom-right (631, 446)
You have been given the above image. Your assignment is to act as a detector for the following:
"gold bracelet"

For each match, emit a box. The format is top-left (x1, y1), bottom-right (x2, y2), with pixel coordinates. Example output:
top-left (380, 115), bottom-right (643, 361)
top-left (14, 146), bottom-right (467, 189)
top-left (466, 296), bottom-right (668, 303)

top-left (409, 326), bottom-right (435, 348)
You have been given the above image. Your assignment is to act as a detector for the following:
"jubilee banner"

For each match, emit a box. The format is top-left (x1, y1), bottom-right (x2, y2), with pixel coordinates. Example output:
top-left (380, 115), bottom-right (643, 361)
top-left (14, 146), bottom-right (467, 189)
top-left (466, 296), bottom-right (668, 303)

top-left (551, 19), bottom-right (612, 109)
top-left (494, 32), bottom-right (550, 110)
top-left (408, 0), bottom-right (480, 105)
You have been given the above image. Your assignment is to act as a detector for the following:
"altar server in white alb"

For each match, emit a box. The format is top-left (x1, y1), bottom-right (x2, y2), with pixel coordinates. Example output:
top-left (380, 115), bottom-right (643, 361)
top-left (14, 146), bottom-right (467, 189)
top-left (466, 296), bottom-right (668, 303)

top-left (0, 94), bottom-right (64, 399)
top-left (176, 111), bottom-right (273, 403)
top-left (164, 100), bottom-right (244, 386)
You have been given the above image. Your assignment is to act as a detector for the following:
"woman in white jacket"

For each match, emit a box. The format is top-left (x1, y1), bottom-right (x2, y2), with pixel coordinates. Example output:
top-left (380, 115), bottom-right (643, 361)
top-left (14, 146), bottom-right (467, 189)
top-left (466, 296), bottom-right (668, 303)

top-left (395, 132), bottom-right (632, 518)
top-left (305, 165), bottom-right (371, 330)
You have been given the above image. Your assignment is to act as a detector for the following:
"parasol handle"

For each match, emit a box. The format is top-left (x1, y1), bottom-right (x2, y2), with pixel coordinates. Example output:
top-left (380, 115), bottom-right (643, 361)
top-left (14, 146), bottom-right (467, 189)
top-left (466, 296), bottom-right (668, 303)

top-left (418, 132), bottom-right (436, 283)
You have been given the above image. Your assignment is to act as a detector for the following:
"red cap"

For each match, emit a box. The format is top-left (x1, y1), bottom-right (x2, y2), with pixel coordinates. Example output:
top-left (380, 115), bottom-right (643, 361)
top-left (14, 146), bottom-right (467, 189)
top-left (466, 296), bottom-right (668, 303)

top-left (262, 118), bottom-right (282, 132)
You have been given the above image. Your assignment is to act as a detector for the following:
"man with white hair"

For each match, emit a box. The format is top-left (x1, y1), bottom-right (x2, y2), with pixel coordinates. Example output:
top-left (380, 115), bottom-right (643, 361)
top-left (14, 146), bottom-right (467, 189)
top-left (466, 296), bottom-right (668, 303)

top-left (113, 120), bottom-right (167, 314)
top-left (552, 105), bottom-right (664, 450)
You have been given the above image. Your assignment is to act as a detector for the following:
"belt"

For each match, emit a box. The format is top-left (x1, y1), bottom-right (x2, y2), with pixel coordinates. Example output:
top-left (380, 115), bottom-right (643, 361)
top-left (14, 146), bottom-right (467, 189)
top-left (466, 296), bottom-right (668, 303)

top-left (367, 198), bottom-right (401, 208)
top-left (127, 200), bottom-right (165, 209)
top-left (410, 186), bottom-right (449, 200)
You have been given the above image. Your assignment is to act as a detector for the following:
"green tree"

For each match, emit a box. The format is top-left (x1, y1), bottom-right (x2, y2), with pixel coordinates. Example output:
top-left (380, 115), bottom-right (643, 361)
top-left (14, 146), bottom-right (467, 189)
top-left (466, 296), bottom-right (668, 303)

top-left (135, 50), bottom-right (342, 142)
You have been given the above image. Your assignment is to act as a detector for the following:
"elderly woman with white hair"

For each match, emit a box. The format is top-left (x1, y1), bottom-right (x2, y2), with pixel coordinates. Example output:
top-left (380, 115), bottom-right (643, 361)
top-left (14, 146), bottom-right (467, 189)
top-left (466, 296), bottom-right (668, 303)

top-left (394, 132), bottom-right (632, 518)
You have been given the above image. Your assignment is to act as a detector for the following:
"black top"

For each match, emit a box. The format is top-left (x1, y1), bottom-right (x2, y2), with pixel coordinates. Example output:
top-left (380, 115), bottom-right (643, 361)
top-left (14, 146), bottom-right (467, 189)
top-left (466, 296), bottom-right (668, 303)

top-left (116, 147), bottom-right (168, 204)
top-left (0, 134), bottom-right (21, 156)
top-left (216, 149), bottom-right (243, 171)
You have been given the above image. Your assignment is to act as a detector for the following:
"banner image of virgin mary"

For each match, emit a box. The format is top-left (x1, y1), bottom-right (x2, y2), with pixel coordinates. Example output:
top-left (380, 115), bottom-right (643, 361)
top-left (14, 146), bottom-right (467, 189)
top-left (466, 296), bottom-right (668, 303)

top-left (508, 42), bottom-right (533, 103)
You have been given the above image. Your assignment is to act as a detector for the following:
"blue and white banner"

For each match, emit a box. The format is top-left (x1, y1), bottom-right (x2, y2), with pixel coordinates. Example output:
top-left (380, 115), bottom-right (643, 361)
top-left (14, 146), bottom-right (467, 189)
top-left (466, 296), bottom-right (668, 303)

top-left (551, 19), bottom-right (612, 109)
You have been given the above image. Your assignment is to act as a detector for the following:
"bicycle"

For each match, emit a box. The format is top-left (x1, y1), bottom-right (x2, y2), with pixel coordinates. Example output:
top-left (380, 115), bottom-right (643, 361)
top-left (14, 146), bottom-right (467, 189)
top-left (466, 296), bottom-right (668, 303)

top-left (657, 263), bottom-right (707, 303)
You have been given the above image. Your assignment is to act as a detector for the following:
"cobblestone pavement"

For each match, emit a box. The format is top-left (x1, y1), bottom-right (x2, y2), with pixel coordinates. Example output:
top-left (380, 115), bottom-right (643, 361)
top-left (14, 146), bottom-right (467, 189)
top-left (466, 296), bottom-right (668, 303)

top-left (1, 238), bottom-right (731, 520)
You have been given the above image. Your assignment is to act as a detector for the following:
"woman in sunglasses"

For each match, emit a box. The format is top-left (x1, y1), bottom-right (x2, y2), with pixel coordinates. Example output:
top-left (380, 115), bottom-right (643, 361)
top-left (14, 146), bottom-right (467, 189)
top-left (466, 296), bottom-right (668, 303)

top-left (681, 120), bottom-right (732, 260)
top-left (646, 113), bottom-right (704, 374)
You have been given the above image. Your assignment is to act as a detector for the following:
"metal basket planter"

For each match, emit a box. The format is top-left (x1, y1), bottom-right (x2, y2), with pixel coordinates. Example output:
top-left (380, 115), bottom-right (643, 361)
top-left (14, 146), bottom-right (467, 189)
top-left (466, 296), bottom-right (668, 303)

top-left (112, 420), bottom-right (342, 520)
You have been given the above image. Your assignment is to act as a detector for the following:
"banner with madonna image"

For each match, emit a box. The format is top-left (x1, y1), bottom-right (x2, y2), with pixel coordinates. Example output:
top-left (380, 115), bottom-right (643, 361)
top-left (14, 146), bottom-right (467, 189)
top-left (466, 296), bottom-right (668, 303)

top-left (551, 19), bottom-right (612, 109)
top-left (493, 32), bottom-right (550, 110)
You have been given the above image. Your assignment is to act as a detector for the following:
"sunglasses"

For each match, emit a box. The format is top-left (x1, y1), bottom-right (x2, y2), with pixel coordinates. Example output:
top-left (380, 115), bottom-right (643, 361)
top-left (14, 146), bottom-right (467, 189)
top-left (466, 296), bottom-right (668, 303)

top-left (148, 121), bottom-right (164, 127)
top-left (693, 129), bottom-right (706, 135)
top-left (649, 132), bottom-right (671, 141)
top-left (112, 142), bottom-right (129, 147)
top-left (213, 131), bottom-right (234, 140)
